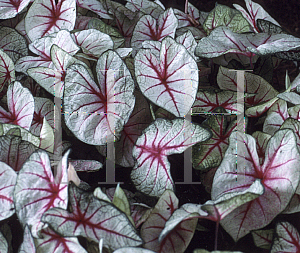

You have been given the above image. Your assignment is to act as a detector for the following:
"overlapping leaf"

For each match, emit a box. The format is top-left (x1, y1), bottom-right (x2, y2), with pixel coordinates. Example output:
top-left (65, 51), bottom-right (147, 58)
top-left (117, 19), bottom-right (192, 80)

top-left (25, 0), bottom-right (76, 42)
top-left (212, 129), bottom-right (300, 241)
top-left (135, 36), bottom-right (198, 117)
top-left (16, 30), bottom-right (79, 75)
top-left (0, 230), bottom-right (8, 253)
top-left (76, 0), bottom-right (112, 19)
top-left (14, 149), bottom-right (70, 237)
top-left (0, 81), bottom-right (34, 130)
top-left (63, 50), bottom-right (135, 145)
top-left (251, 229), bottom-right (274, 250)
top-left (125, 0), bottom-right (164, 19)
top-left (18, 225), bottom-right (36, 253)
top-left (131, 8), bottom-right (178, 55)
top-left (0, 48), bottom-right (15, 93)
top-left (42, 183), bottom-right (143, 250)
top-left (131, 118), bottom-right (211, 197)
top-left (0, 162), bottom-right (17, 221)
top-left (0, 0), bottom-right (31, 19)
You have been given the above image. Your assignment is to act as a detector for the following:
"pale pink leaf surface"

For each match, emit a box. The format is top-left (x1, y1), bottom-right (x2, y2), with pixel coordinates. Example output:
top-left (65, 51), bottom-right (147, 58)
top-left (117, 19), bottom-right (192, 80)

top-left (0, 0), bottom-right (30, 19)
top-left (217, 66), bottom-right (278, 116)
top-left (271, 222), bottom-right (300, 253)
top-left (34, 227), bottom-right (87, 253)
top-left (0, 26), bottom-right (28, 63)
top-left (0, 81), bottom-right (34, 130)
top-left (27, 44), bottom-right (90, 98)
top-left (42, 183), bottom-right (143, 250)
top-left (63, 51), bottom-right (135, 145)
top-left (25, 0), bottom-right (76, 42)
top-left (195, 26), bottom-right (300, 58)
top-left (71, 29), bottom-right (114, 58)
top-left (140, 190), bottom-right (197, 253)
top-left (289, 105), bottom-right (300, 121)
top-left (175, 30), bottom-right (200, 62)
top-left (16, 30), bottom-right (79, 75)
top-left (263, 99), bottom-right (289, 135)
top-left (18, 225), bottom-right (36, 253)
top-left (251, 131), bottom-right (271, 165)
top-left (192, 109), bottom-right (239, 172)
top-left (211, 129), bottom-right (300, 241)
top-left (125, 0), bottom-right (164, 19)
top-left (135, 36), bottom-right (198, 117)
top-left (251, 229), bottom-right (274, 250)
top-left (14, 149), bottom-right (70, 237)
top-left (0, 135), bottom-right (37, 171)
top-left (0, 161), bottom-right (17, 221)
top-left (130, 118), bottom-right (212, 197)
top-left (30, 97), bottom-right (54, 136)
top-left (69, 160), bottom-right (103, 172)
top-left (277, 92), bottom-right (300, 105)
top-left (0, 48), bottom-right (15, 92)
top-left (74, 15), bottom-right (93, 30)
top-left (0, 230), bottom-right (8, 252)
top-left (192, 89), bottom-right (243, 114)
top-left (233, 0), bottom-right (280, 33)
top-left (96, 89), bottom-right (152, 167)
top-left (76, 0), bottom-right (112, 20)
top-left (15, 18), bottom-right (32, 44)
top-left (131, 8), bottom-right (178, 55)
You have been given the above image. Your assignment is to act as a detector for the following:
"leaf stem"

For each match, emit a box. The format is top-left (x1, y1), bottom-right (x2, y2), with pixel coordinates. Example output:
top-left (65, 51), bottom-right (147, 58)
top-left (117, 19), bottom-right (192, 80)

top-left (185, 0), bottom-right (188, 14)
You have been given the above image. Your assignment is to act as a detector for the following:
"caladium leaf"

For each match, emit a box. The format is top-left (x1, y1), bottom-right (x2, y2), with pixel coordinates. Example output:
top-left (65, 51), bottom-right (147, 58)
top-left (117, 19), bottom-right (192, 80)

top-left (76, 0), bottom-right (112, 20)
top-left (0, 162), bottom-right (17, 221)
top-left (18, 225), bottom-right (36, 253)
top-left (16, 30), bottom-right (79, 75)
top-left (0, 26), bottom-right (28, 63)
top-left (0, 81), bottom-right (34, 130)
top-left (125, 0), bottom-right (164, 19)
top-left (192, 107), bottom-right (240, 172)
top-left (277, 91), bottom-right (300, 105)
top-left (14, 149), bottom-right (70, 238)
top-left (0, 48), bottom-right (15, 93)
top-left (135, 36), bottom-right (198, 117)
top-left (27, 44), bottom-right (91, 98)
top-left (176, 26), bottom-right (206, 41)
top-left (195, 26), bottom-right (300, 59)
top-left (69, 160), bottom-right (103, 172)
top-left (217, 66), bottom-right (279, 117)
top-left (203, 4), bottom-right (253, 35)
top-left (131, 118), bottom-right (211, 197)
top-left (233, 0), bottom-right (280, 33)
top-left (192, 89), bottom-right (244, 114)
top-left (140, 189), bottom-right (197, 253)
top-left (25, 0), bottom-right (76, 42)
top-left (34, 227), bottom-right (87, 253)
top-left (131, 8), bottom-right (178, 55)
top-left (263, 99), bottom-right (289, 135)
top-left (251, 229), bottom-right (274, 250)
top-left (211, 129), bottom-right (300, 241)
top-left (15, 17), bottom-right (32, 44)
top-left (253, 55), bottom-right (273, 84)
top-left (0, 230), bottom-right (8, 253)
top-left (271, 222), bottom-right (300, 253)
top-left (42, 183), bottom-right (143, 250)
top-left (114, 248), bottom-right (156, 253)
top-left (0, 0), bottom-right (30, 19)
top-left (74, 15), bottom-right (93, 30)
top-left (0, 135), bottom-right (37, 171)
top-left (87, 18), bottom-right (125, 49)
top-left (252, 131), bottom-right (271, 165)
top-left (71, 29), bottom-right (114, 59)
top-left (175, 30), bottom-right (200, 62)
top-left (194, 250), bottom-right (243, 253)
top-left (63, 51), bottom-right (135, 145)
top-left (39, 117), bottom-right (54, 153)
top-left (289, 105), bottom-right (300, 121)
top-left (96, 89), bottom-right (151, 167)
top-left (30, 97), bottom-right (54, 136)
top-left (280, 117), bottom-right (300, 150)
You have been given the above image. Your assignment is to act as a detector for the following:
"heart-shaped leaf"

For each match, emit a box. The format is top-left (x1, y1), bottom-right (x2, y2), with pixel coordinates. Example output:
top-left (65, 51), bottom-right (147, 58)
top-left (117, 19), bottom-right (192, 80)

top-left (0, 0), bottom-right (31, 19)
top-left (63, 50), bottom-right (135, 145)
top-left (135, 36), bottom-right (198, 117)
top-left (0, 48), bottom-right (15, 93)
top-left (211, 129), bottom-right (300, 241)
top-left (42, 183), bottom-right (143, 250)
top-left (203, 3), bottom-right (253, 35)
top-left (0, 81), bottom-right (34, 130)
top-left (0, 26), bottom-right (28, 63)
top-left (16, 30), bottom-right (79, 75)
top-left (271, 222), bottom-right (300, 253)
top-left (131, 118), bottom-right (211, 197)
top-left (233, 0), bottom-right (280, 33)
top-left (0, 162), bottom-right (17, 221)
top-left (14, 149), bottom-right (70, 237)
top-left (76, 0), bottom-right (112, 20)
top-left (131, 8), bottom-right (178, 55)
top-left (25, 0), bottom-right (76, 42)
top-left (0, 135), bottom-right (37, 171)
top-left (251, 229), bottom-right (274, 250)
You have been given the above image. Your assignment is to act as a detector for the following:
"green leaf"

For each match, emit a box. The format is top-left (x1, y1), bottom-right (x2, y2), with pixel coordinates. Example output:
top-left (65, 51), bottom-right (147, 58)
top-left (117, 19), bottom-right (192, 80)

top-left (203, 4), bottom-right (252, 35)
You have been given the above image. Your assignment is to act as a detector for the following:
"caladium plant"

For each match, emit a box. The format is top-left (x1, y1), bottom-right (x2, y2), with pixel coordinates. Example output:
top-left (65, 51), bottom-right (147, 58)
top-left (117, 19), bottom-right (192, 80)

top-left (0, 0), bottom-right (300, 252)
